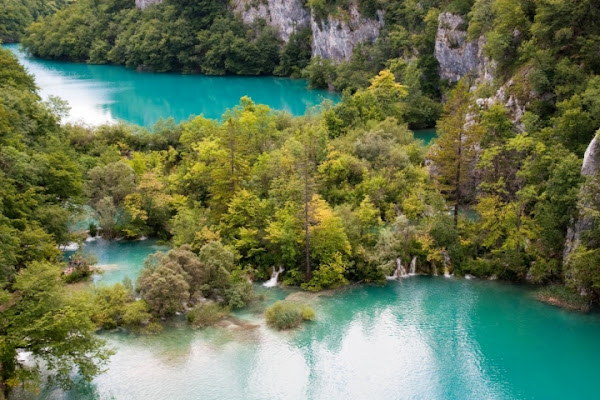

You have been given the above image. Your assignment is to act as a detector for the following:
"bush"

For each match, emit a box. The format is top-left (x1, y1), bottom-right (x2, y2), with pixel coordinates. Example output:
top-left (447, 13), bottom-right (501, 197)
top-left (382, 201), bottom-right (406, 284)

top-left (187, 303), bottom-right (229, 328)
top-left (535, 285), bottom-right (591, 312)
top-left (302, 252), bottom-right (349, 292)
top-left (264, 301), bottom-right (315, 330)
top-left (89, 222), bottom-right (98, 237)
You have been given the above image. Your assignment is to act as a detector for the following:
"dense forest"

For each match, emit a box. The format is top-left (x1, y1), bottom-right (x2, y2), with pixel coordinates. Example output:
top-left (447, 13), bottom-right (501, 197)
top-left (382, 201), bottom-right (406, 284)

top-left (2, 0), bottom-right (600, 396)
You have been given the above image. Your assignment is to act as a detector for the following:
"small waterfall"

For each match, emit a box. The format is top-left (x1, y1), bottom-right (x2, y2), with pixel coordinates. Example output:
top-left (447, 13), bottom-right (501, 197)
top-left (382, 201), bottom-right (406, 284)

top-left (263, 266), bottom-right (284, 287)
top-left (386, 257), bottom-right (407, 280)
top-left (442, 250), bottom-right (453, 277)
top-left (409, 256), bottom-right (417, 275)
top-left (444, 267), bottom-right (453, 278)
top-left (432, 265), bottom-right (438, 276)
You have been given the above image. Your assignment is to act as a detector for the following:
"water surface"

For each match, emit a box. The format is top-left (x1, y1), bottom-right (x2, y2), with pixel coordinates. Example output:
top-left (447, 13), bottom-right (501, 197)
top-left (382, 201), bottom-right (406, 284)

top-left (3, 44), bottom-right (340, 126)
top-left (64, 238), bottom-right (169, 286)
top-left (21, 238), bottom-right (600, 400)
top-left (413, 128), bottom-right (437, 144)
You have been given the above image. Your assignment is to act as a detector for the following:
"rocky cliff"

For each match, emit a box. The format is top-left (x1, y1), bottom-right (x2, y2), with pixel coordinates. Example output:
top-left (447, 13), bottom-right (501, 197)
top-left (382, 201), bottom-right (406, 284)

top-left (310, 6), bottom-right (383, 61)
top-left (564, 134), bottom-right (600, 267)
top-left (434, 12), bottom-right (492, 84)
top-left (232, 0), bottom-right (310, 43)
top-left (232, 0), bottom-right (383, 61)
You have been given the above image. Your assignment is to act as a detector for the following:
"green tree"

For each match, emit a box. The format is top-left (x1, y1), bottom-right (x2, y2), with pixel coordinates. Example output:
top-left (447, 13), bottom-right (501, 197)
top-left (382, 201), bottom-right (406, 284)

top-left (0, 262), bottom-right (110, 394)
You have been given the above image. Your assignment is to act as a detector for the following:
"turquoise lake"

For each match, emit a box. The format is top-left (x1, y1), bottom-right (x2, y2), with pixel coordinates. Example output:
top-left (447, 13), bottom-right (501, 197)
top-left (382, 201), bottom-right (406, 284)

top-left (18, 241), bottom-right (600, 399)
top-left (3, 44), bottom-right (340, 126)
top-left (3, 44), bottom-right (437, 143)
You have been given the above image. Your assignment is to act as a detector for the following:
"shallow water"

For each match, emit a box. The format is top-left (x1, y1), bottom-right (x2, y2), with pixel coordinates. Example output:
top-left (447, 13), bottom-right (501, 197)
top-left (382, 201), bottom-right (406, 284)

top-left (413, 128), bottom-right (437, 144)
top-left (3, 44), bottom-right (340, 126)
top-left (63, 238), bottom-right (169, 286)
top-left (19, 246), bottom-right (600, 400)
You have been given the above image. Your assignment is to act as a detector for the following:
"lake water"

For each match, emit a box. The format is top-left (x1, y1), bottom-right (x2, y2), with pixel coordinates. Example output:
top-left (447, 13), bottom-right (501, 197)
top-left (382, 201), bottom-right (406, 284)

top-left (18, 241), bottom-right (600, 399)
top-left (4, 44), bottom-right (438, 142)
top-left (63, 238), bottom-right (170, 286)
top-left (3, 44), bottom-right (340, 126)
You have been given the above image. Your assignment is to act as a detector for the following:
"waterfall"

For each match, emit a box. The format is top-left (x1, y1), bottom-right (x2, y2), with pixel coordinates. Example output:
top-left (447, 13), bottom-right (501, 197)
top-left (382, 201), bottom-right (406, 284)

top-left (444, 267), bottom-right (453, 278)
top-left (432, 265), bottom-right (438, 276)
top-left (263, 266), bottom-right (284, 287)
top-left (409, 256), bottom-right (417, 275)
top-left (386, 257), bottom-right (407, 280)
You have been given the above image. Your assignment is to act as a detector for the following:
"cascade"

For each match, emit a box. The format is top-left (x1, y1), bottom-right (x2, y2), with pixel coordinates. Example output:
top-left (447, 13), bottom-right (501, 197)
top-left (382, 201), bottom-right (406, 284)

top-left (432, 265), bottom-right (438, 276)
top-left (386, 257), bottom-right (408, 280)
top-left (409, 256), bottom-right (417, 275)
top-left (263, 266), bottom-right (284, 287)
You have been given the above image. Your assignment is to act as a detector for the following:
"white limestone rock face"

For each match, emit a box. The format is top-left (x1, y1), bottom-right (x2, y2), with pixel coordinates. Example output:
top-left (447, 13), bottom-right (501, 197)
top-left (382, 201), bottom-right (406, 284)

top-left (135, 0), bottom-right (163, 10)
top-left (233, 0), bottom-right (311, 43)
top-left (310, 5), bottom-right (384, 61)
top-left (474, 78), bottom-right (528, 132)
top-left (434, 12), bottom-right (492, 84)
top-left (564, 135), bottom-right (600, 266)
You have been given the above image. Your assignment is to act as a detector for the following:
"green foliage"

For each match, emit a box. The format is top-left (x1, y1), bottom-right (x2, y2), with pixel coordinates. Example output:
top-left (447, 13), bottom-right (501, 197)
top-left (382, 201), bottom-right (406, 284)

top-left (0, 0), bottom-right (74, 43)
top-left (0, 262), bottom-right (111, 391)
top-left (303, 252), bottom-right (349, 291)
top-left (137, 243), bottom-right (253, 317)
top-left (535, 284), bottom-right (591, 312)
top-left (187, 303), bottom-right (228, 328)
top-left (264, 301), bottom-right (315, 330)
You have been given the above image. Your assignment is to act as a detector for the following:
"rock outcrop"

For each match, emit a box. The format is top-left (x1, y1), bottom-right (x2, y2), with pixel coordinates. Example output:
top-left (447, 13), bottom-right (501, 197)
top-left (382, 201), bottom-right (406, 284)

top-left (563, 134), bottom-right (600, 265)
top-left (474, 77), bottom-right (529, 132)
top-left (233, 0), bottom-right (383, 61)
top-left (310, 6), bottom-right (384, 61)
top-left (434, 12), bottom-right (492, 84)
top-left (135, 0), bottom-right (163, 9)
top-left (232, 0), bottom-right (311, 43)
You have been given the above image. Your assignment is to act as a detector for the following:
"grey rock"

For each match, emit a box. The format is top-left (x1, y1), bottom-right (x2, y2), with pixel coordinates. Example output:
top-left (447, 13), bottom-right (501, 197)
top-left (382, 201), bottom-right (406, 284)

top-left (564, 134), bottom-right (600, 266)
top-left (232, 0), bottom-right (311, 43)
top-left (434, 12), bottom-right (493, 84)
top-left (310, 5), bottom-right (383, 61)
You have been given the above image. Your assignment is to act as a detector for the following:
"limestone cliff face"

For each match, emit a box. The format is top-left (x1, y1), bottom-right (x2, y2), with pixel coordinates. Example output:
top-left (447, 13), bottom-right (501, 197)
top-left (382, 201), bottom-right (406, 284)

top-left (233, 0), bottom-right (383, 61)
top-left (232, 0), bottom-right (311, 43)
top-left (310, 6), bottom-right (384, 61)
top-left (564, 135), bottom-right (600, 267)
top-left (474, 78), bottom-right (529, 132)
top-left (434, 12), bottom-right (492, 84)
top-left (135, 0), bottom-right (163, 9)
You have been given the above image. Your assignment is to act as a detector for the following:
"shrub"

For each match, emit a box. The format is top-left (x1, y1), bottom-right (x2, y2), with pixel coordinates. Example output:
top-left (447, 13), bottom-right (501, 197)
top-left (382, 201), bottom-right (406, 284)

top-left (264, 301), bottom-right (315, 330)
top-left (187, 303), bottom-right (229, 328)
top-left (122, 300), bottom-right (152, 328)
top-left (535, 284), bottom-right (591, 312)
top-left (302, 252), bottom-right (349, 292)
top-left (89, 222), bottom-right (98, 237)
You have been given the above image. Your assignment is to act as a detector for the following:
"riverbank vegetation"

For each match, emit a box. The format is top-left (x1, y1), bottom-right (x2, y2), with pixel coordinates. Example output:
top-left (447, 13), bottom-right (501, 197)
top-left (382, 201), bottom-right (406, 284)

top-left (0, 0), bottom-right (73, 43)
top-left (265, 301), bottom-right (315, 330)
top-left (0, 48), bottom-right (110, 394)
top-left (15, 0), bottom-right (443, 129)
top-left (3, 0), bottom-right (600, 394)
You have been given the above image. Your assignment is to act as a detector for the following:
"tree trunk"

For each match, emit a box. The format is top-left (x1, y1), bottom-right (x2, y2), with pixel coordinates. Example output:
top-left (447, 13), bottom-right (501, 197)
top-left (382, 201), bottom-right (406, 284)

top-left (229, 121), bottom-right (236, 194)
top-left (454, 131), bottom-right (463, 228)
top-left (304, 147), bottom-right (310, 281)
